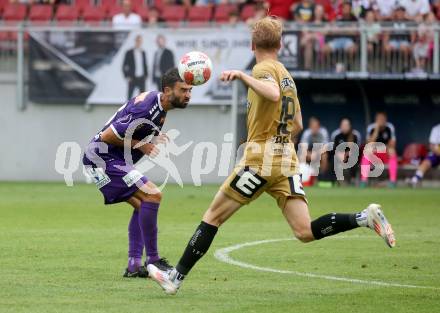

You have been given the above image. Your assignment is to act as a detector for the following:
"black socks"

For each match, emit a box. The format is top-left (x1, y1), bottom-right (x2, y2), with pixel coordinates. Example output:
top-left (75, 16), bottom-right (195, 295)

top-left (311, 213), bottom-right (359, 240)
top-left (176, 221), bottom-right (218, 276)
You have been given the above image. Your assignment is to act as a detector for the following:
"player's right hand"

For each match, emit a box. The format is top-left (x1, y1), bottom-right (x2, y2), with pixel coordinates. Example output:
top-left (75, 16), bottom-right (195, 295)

top-left (138, 142), bottom-right (160, 158)
top-left (220, 70), bottom-right (242, 82)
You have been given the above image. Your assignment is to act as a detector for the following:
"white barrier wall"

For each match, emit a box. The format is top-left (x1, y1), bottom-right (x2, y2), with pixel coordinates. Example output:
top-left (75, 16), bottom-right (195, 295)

top-left (1, 82), bottom-right (233, 184)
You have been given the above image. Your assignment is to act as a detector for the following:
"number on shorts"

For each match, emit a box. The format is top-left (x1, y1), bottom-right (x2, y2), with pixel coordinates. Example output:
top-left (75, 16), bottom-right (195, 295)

top-left (288, 174), bottom-right (305, 196)
top-left (230, 167), bottom-right (267, 198)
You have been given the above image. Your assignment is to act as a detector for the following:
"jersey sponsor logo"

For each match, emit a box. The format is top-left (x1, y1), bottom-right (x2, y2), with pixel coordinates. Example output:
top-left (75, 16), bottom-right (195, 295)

top-left (122, 169), bottom-right (143, 187)
top-left (230, 167), bottom-right (267, 198)
top-left (85, 167), bottom-right (111, 189)
top-left (281, 77), bottom-right (295, 92)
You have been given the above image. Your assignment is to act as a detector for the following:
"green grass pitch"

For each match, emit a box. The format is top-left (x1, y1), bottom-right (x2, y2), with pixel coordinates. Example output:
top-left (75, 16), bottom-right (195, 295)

top-left (0, 182), bottom-right (439, 313)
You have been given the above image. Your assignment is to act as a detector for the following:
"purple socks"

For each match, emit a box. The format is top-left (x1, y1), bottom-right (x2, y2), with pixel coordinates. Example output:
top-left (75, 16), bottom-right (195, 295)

top-left (139, 202), bottom-right (160, 264)
top-left (128, 210), bottom-right (143, 272)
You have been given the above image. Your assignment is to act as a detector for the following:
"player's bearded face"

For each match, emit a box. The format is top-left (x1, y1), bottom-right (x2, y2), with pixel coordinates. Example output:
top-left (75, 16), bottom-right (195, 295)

top-left (170, 82), bottom-right (192, 109)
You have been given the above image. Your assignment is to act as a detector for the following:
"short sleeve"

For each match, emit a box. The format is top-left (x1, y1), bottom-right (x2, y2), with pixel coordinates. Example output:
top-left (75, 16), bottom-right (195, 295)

top-left (300, 129), bottom-right (311, 143)
top-left (252, 62), bottom-right (278, 85)
top-left (429, 125), bottom-right (440, 145)
top-left (388, 123), bottom-right (396, 140)
top-left (321, 127), bottom-right (329, 144)
top-left (110, 113), bottom-right (133, 140)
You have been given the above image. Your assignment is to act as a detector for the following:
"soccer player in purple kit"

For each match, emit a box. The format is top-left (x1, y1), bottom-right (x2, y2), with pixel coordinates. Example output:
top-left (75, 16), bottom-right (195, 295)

top-left (82, 68), bottom-right (192, 277)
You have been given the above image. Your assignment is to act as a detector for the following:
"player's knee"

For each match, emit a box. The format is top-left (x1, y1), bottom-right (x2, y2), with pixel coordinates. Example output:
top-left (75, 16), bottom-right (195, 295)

top-left (138, 190), bottom-right (162, 203)
top-left (293, 228), bottom-right (314, 243)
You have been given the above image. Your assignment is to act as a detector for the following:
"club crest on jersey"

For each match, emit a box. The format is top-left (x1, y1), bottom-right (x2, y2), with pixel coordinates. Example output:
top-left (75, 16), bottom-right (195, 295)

top-left (281, 77), bottom-right (295, 91)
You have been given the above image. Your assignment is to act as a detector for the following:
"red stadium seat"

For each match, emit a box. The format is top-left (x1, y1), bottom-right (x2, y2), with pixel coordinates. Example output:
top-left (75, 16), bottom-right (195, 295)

top-left (29, 4), bottom-right (53, 25)
top-left (0, 0), bottom-right (8, 16)
top-left (101, 0), bottom-right (117, 15)
top-left (82, 5), bottom-right (106, 25)
top-left (2, 3), bottom-right (27, 24)
top-left (161, 5), bottom-right (186, 24)
top-left (131, 0), bottom-right (145, 11)
top-left (213, 4), bottom-right (238, 23)
top-left (187, 5), bottom-right (212, 23)
top-left (108, 5), bottom-right (123, 19)
top-left (55, 4), bottom-right (79, 25)
top-left (401, 143), bottom-right (428, 165)
top-left (74, 0), bottom-right (92, 14)
top-left (240, 4), bottom-right (256, 21)
top-left (135, 6), bottom-right (150, 21)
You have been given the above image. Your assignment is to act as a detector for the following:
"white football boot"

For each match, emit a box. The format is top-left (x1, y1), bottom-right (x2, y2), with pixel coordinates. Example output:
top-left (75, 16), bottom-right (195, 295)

top-left (364, 203), bottom-right (396, 248)
top-left (147, 264), bottom-right (182, 295)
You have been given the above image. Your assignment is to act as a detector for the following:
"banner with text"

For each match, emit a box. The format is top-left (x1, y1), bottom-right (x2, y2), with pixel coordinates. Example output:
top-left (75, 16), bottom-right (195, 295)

top-left (29, 28), bottom-right (299, 105)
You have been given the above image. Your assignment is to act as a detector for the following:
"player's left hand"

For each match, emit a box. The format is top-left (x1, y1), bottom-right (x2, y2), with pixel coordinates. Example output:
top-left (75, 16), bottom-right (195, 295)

top-left (153, 133), bottom-right (169, 145)
top-left (220, 70), bottom-right (242, 82)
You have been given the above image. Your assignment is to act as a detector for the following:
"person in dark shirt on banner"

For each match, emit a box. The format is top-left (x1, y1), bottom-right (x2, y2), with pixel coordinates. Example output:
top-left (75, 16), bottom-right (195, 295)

top-left (123, 35), bottom-right (148, 100)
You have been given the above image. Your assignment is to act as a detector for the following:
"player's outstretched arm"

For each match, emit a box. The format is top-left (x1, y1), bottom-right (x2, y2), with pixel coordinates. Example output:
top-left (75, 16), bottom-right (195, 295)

top-left (220, 70), bottom-right (280, 102)
top-left (100, 127), bottom-right (159, 157)
top-left (291, 107), bottom-right (303, 137)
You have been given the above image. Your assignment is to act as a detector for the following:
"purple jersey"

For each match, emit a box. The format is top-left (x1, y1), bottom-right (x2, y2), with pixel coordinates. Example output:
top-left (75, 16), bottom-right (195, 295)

top-left (84, 91), bottom-right (166, 166)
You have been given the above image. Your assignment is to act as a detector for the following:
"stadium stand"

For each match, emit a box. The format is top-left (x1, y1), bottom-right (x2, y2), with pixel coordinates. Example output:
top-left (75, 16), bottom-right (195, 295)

top-left (2, 3), bottom-right (28, 24)
top-left (82, 5), bottom-right (106, 25)
top-left (55, 4), bottom-right (80, 25)
top-left (161, 4), bottom-right (186, 26)
top-left (213, 4), bottom-right (238, 23)
top-left (187, 5), bottom-right (212, 25)
top-left (28, 4), bottom-right (52, 25)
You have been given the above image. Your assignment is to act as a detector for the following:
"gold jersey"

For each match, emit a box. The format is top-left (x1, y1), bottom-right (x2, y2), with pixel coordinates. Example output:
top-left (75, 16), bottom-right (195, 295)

top-left (243, 59), bottom-right (301, 172)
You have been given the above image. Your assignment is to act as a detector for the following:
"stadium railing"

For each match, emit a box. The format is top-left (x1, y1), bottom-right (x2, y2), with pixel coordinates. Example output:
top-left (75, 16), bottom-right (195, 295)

top-left (1, 22), bottom-right (439, 110)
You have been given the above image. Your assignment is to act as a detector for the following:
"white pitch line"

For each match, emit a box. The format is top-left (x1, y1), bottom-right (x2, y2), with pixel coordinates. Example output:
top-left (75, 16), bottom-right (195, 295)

top-left (214, 237), bottom-right (439, 290)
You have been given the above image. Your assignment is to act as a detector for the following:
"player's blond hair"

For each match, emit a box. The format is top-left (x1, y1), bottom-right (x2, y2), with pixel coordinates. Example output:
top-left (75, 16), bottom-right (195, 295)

top-left (251, 16), bottom-right (282, 51)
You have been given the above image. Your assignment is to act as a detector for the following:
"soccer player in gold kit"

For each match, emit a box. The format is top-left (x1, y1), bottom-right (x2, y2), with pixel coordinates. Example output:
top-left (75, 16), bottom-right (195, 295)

top-left (148, 16), bottom-right (396, 295)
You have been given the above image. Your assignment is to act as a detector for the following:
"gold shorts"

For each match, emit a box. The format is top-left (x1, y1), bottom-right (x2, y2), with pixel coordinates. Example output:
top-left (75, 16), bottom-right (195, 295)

top-left (220, 165), bottom-right (308, 209)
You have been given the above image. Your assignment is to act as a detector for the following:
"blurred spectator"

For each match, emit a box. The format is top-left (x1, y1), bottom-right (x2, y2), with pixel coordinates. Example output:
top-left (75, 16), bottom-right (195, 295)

top-left (336, 1), bottom-right (358, 21)
top-left (374, 0), bottom-right (398, 20)
top-left (266, 0), bottom-right (296, 20)
top-left (300, 4), bottom-right (328, 70)
top-left (147, 7), bottom-right (163, 26)
top-left (112, 0), bottom-right (142, 30)
top-left (292, 0), bottom-right (316, 23)
top-left (399, 0), bottom-right (430, 21)
top-left (330, 118), bottom-right (361, 184)
top-left (433, 0), bottom-right (440, 20)
top-left (351, 0), bottom-right (372, 18)
top-left (246, 3), bottom-right (267, 25)
top-left (299, 117), bottom-right (330, 181)
top-left (409, 123), bottom-right (440, 187)
top-left (323, 1), bottom-right (358, 71)
top-left (382, 6), bottom-right (415, 72)
top-left (360, 112), bottom-right (398, 188)
top-left (228, 10), bottom-right (240, 26)
top-left (318, 0), bottom-right (340, 21)
top-left (412, 12), bottom-right (435, 73)
top-left (363, 9), bottom-right (381, 55)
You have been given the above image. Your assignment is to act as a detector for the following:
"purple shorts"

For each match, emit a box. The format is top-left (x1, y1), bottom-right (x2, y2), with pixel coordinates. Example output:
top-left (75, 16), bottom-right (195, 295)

top-left (84, 158), bottom-right (148, 205)
top-left (427, 152), bottom-right (440, 168)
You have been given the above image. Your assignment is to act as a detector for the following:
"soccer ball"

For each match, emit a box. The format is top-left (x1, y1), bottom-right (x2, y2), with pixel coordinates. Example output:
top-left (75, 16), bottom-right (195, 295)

top-left (178, 51), bottom-right (212, 86)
